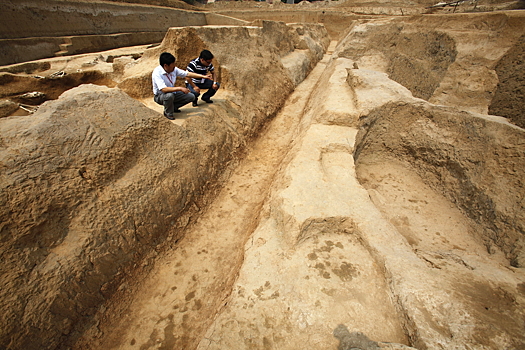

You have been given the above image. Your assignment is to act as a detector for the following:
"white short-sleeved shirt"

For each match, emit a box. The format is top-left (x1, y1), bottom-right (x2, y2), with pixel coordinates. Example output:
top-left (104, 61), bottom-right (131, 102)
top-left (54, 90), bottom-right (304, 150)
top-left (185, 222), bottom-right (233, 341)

top-left (152, 65), bottom-right (188, 95)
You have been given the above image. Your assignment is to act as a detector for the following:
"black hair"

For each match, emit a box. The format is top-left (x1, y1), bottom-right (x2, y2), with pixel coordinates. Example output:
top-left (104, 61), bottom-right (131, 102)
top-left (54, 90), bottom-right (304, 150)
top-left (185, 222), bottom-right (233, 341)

top-left (159, 52), bottom-right (176, 67)
top-left (199, 50), bottom-right (214, 61)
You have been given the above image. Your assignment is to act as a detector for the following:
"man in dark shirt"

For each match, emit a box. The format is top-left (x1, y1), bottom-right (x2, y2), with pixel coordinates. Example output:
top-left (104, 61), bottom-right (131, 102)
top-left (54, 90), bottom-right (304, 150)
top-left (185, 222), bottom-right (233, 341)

top-left (186, 50), bottom-right (220, 106)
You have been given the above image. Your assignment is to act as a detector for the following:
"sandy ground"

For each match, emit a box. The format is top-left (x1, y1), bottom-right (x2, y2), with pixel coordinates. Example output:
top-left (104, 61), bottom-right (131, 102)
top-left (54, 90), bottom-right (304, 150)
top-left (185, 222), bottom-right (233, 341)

top-left (2, 6), bottom-right (525, 349)
top-left (74, 34), bottom-right (525, 349)
top-left (76, 41), bottom-right (343, 350)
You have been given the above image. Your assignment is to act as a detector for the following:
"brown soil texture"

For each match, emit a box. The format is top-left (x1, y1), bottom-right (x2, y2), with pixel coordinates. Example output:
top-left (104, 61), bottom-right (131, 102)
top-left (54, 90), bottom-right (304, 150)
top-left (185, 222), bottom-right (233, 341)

top-left (489, 33), bottom-right (525, 128)
top-left (0, 2), bottom-right (524, 350)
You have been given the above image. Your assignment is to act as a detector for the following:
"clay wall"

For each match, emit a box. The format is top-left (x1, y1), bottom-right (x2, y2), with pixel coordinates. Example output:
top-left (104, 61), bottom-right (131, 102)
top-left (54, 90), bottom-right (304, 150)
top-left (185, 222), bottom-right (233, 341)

top-left (0, 0), bottom-right (245, 66)
top-left (0, 0), bottom-right (206, 39)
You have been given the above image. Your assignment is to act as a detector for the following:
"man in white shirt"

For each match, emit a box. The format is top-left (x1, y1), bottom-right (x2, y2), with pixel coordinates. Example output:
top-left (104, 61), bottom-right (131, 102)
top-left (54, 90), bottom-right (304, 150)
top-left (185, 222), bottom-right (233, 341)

top-left (152, 52), bottom-right (212, 120)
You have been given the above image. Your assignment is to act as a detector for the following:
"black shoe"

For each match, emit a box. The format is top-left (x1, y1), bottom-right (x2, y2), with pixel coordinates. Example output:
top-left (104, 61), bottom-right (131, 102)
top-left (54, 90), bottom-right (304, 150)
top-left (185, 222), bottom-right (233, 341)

top-left (192, 100), bottom-right (198, 107)
top-left (202, 99), bottom-right (213, 104)
top-left (174, 109), bottom-right (181, 113)
top-left (164, 112), bottom-right (175, 120)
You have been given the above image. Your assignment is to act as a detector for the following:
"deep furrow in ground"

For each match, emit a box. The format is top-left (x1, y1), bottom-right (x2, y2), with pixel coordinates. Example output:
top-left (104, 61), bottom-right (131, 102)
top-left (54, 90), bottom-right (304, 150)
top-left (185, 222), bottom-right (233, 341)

top-left (76, 45), bottom-right (337, 350)
top-left (193, 49), bottom-right (525, 349)
top-left (194, 53), bottom-right (413, 349)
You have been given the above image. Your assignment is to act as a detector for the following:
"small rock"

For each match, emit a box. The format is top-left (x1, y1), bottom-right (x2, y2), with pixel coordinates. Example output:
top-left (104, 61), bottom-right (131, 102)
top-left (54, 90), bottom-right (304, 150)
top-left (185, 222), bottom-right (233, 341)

top-left (17, 91), bottom-right (46, 105)
top-left (0, 100), bottom-right (19, 118)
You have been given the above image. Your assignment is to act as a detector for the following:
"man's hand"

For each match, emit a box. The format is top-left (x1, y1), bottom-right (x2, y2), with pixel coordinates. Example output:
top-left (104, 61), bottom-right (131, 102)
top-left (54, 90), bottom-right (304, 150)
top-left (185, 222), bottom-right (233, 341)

top-left (193, 86), bottom-right (201, 93)
top-left (206, 73), bottom-right (213, 80)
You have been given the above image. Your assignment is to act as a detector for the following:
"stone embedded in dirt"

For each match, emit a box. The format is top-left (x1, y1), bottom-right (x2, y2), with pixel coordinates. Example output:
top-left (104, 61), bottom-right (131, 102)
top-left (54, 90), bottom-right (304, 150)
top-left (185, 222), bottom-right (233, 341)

top-left (15, 91), bottom-right (47, 105)
top-left (0, 100), bottom-right (18, 118)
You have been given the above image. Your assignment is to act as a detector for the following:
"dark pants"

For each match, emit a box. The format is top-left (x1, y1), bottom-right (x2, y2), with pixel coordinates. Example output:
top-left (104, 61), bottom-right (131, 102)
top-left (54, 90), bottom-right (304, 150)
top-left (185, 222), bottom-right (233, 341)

top-left (154, 91), bottom-right (195, 116)
top-left (186, 80), bottom-right (220, 101)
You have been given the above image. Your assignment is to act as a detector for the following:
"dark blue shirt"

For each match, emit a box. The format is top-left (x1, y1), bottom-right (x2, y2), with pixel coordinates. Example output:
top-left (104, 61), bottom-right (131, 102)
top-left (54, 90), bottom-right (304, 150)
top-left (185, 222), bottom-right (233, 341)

top-left (186, 57), bottom-right (215, 84)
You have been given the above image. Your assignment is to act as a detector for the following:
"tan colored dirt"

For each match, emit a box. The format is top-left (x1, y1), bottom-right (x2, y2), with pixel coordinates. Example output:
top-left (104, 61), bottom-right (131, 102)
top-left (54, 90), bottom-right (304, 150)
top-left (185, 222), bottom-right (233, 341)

top-left (76, 18), bottom-right (525, 348)
top-left (76, 43), bottom-right (340, 350)
top-left (1, 2), bottom-right (525, 350)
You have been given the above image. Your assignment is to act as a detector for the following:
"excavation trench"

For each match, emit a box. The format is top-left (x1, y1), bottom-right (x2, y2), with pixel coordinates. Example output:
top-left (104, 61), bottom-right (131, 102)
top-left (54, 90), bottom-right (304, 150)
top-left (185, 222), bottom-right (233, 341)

top-left (82, 14), bottom-right (525, 348)
top-left (76, 32), bottom-right (525, 350)
top-left (76, 41), bottom-right (413, 350)
top-left (74, 42), bottom-right (344, 350)
top-left (1, 12), bottom-right (525, 350)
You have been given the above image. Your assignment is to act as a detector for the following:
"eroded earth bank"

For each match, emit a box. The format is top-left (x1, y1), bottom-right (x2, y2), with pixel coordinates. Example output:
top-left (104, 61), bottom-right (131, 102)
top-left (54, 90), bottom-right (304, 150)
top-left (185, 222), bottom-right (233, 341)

top-left (1, 7), bottom-right (525, 350)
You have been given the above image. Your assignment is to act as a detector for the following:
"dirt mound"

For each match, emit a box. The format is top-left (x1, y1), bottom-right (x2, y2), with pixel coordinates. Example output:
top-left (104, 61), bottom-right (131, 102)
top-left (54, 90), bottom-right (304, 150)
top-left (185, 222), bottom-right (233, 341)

top-left (489, 33), bottom-right (525, 128)
top-left (356, 101), bottom-right (525, 266)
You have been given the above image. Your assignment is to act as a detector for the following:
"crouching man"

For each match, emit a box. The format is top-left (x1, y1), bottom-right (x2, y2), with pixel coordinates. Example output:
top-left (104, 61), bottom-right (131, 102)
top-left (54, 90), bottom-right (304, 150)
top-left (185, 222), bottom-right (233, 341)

top-left (186, 50), bottom-right (220, 106)
top-left (152, 52), bottom-right (212, 120)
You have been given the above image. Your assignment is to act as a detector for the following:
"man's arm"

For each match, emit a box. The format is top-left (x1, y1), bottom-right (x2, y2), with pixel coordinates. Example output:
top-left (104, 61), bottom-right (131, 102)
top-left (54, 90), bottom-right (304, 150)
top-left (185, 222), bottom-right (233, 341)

top-left (187, 72), bottom-right (213, 80)
top-left (206, 65), bottom-right (219, 90)
top-left (161, 86), bottom-right (190, 93)
top-left (186, 72), bottom-right (212, 93)
top-left (160, 72), bottom-right (211, 94)
top-left (210, 71), bottom-right (219, 90)
top-left (185, 62), bottom-right (200, 92)
top-left (186, 75), bottom-right (200, 93)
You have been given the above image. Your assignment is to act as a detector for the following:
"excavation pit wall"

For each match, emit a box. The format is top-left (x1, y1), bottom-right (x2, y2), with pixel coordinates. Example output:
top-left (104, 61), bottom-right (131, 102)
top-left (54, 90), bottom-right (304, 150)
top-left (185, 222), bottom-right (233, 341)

top-left (0, 0), bottom-right (249, 66)
top-left (354, 101), bottom-right (525, 267)
top-left (0, 22), bottom-right (329, 350)
top-left (332, 11), bottom-right (525, 267)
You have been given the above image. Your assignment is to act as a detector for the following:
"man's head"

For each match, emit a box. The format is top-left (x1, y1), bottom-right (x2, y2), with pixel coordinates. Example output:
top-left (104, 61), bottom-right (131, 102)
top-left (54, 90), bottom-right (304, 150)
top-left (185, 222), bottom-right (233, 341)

top-left (160, 52), bottom-right (176, 72)
top-left (199, 50), bottom-right (214, 67)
